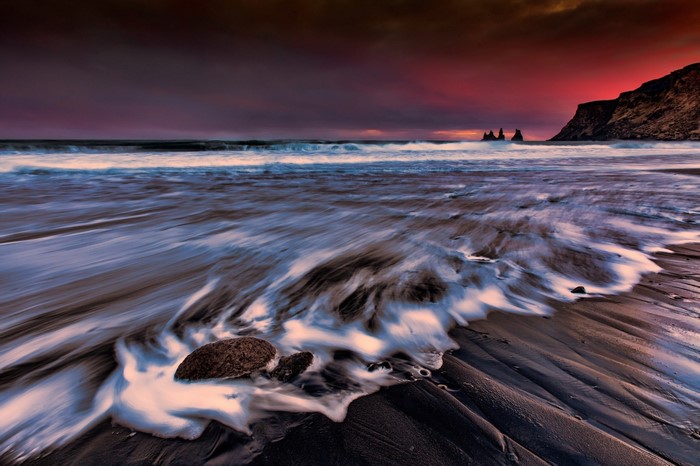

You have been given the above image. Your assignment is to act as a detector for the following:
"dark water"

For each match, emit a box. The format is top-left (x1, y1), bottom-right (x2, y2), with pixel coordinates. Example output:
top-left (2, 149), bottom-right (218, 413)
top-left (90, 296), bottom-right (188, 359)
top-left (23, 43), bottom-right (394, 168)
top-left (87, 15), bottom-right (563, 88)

top-left (1, 141), bottom-right (699, 460)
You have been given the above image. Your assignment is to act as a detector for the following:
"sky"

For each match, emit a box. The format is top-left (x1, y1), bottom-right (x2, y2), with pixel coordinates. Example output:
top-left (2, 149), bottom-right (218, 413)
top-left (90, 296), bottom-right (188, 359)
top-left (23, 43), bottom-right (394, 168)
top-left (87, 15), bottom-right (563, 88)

top-left (1, 0), bottom-right (699, 140)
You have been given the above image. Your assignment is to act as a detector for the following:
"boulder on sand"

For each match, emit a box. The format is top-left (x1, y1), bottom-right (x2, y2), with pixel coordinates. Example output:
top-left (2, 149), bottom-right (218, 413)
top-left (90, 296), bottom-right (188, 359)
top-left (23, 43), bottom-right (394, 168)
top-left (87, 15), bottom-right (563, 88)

top-left (174, 337), bottom-right (314, 383)
top-left (174, 337), bottom-right (276, 381)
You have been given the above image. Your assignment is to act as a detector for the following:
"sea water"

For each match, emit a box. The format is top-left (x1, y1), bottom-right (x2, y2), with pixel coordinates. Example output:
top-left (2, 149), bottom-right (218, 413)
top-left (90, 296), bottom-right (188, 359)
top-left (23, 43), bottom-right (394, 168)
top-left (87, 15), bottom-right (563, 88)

top-left (1, 140), bottom-right (699, 459)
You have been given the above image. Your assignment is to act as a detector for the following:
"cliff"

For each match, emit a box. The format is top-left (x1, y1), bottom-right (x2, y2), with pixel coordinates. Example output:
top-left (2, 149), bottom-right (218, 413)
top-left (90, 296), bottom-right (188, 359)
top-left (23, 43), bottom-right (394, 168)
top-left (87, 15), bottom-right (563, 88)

top-left (551, 63), bottom-right (700, 141)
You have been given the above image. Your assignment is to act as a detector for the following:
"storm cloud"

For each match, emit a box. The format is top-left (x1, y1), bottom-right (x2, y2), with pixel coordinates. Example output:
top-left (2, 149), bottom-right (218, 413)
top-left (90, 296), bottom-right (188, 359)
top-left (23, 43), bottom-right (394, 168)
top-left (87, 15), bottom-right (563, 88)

top-left (1, 0), bottom-right (698, 139)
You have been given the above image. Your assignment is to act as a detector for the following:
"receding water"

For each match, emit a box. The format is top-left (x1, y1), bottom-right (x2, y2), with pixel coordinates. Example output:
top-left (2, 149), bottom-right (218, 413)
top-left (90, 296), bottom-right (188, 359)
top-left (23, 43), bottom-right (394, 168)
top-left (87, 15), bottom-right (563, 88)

top-left (1, 140), bottom-right (699, 460)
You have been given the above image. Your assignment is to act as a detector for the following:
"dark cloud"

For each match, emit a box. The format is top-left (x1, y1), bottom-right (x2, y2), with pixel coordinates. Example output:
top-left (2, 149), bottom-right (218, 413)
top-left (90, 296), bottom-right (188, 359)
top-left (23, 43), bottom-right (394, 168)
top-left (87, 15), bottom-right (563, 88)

top-left (1, 0), bottom-right (698, 139)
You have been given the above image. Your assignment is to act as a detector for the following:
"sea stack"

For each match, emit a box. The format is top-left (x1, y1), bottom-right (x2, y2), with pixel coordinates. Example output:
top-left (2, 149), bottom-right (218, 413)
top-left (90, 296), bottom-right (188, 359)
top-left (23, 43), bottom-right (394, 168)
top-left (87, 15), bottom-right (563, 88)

top-left (483, 128), bottom-right (518, 141)
top-left (551, 63), bottom-right (700, 141)
top-left (482, 130), bottom-right (497, 141)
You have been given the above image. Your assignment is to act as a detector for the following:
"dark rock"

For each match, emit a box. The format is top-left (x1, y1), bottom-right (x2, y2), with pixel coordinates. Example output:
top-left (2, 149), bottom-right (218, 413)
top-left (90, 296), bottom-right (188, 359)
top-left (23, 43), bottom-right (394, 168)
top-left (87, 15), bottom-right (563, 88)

top-left (511, 129), bottom-right (524, 141)
top-left (551, 62), bottom-right (700, 141)
top-left (482, 130), bottom-right (497, 141)
top-left (270, 351), bottom-right (313, 382)
top-left (571, 286), bottom-right (587, 294)
top-left (174, 337), bottom-right (276, 381)
top-left (367, 361), bottom-right (392, 372)
top-left (497, 128), bottom-right (505, 140)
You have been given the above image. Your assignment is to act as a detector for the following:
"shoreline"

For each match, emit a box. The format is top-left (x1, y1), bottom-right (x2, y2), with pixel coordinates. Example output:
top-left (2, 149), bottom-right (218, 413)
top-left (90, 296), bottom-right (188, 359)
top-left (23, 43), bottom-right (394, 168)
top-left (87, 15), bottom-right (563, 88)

top-left (21, 244), bottom-right (700, 465)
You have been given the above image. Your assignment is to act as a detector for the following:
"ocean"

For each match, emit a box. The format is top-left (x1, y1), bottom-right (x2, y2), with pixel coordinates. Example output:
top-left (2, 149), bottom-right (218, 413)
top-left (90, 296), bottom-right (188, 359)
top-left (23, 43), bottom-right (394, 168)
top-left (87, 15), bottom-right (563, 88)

top-left (1, 140), bottom-right (699, 460)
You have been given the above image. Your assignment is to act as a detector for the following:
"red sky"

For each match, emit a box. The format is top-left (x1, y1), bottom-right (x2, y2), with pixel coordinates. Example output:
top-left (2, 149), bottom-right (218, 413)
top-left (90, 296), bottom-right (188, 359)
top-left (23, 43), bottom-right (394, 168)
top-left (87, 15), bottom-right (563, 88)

top-left (1, 0), bottom-right (699, 140)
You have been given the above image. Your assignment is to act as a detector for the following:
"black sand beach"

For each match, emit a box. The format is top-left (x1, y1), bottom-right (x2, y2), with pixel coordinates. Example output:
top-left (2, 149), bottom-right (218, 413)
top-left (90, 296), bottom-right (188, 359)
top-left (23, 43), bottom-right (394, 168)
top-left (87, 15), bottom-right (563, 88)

top-left (23, 243), bottom-right (699, 466)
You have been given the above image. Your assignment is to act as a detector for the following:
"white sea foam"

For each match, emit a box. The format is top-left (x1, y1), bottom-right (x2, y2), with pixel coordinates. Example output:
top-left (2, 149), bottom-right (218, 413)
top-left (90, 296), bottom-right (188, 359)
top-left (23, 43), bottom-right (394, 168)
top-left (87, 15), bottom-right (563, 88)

top-left (0, 365), bottom-right (112, 461)
top-left (20, 230), bottom-right (682, 456)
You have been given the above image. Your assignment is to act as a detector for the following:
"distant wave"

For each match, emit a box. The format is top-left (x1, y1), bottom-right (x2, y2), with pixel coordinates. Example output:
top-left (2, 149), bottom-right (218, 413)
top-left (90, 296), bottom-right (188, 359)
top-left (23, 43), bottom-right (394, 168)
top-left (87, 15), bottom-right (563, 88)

top-left (3, 139), bottom-right (700, 155)
top-left (3, 140), bottom-right (700, 174)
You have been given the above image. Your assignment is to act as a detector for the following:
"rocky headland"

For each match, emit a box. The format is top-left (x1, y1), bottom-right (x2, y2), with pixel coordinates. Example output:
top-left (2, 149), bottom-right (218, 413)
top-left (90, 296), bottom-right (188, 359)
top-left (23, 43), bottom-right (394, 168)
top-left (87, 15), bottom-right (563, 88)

top-left (551, 63), bottom-right (700, 141)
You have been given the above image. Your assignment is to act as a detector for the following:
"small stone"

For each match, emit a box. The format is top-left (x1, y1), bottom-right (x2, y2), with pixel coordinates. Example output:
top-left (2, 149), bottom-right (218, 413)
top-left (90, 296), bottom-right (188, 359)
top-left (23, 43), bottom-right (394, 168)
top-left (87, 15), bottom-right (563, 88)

top-left (367, 361), bottom-right (392, 372)
top-left (174, 337), bottom-right (276, 381)
top-left (270, 351), bottom-right (313, 382)
top-left (571, 286), bottom-right (587, 294)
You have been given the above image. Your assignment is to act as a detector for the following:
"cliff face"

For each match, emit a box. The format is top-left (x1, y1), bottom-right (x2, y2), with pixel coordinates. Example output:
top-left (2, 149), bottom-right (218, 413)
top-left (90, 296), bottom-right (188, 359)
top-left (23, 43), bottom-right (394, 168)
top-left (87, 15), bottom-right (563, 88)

top-left (551, 63), bottom-right (700, 141)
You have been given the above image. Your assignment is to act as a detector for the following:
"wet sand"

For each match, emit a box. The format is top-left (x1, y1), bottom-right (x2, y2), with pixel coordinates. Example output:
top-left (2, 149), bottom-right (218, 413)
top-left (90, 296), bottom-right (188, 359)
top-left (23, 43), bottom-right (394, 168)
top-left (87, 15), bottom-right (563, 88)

top-left (656, 168), bottom-right (700, 177)
top-left (24, 244), bottom-right (700, 465)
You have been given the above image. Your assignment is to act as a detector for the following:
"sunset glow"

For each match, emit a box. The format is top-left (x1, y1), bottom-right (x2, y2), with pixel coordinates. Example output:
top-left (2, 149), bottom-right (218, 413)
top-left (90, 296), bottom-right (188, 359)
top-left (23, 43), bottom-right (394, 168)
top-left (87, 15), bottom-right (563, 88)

top-left (432, 130), bottom-right (486, 140)
top-left (1, 0), bottom-right (698, 140)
